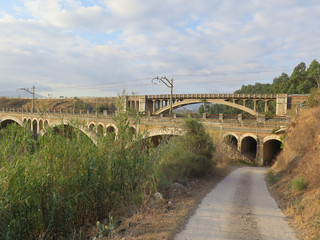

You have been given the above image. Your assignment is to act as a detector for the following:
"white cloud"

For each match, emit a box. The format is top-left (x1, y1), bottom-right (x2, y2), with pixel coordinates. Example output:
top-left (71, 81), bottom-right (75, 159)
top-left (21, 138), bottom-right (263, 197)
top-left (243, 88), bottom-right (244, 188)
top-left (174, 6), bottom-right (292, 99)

top-left (0, 0), bottom-right (320, 97)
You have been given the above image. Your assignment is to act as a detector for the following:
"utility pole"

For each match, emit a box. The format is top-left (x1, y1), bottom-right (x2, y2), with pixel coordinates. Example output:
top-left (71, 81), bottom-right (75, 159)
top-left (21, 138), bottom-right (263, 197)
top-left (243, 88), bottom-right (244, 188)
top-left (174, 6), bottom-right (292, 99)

top-left (152, 76), bottom-right (174, 115)
top-left (17, 86), bottom-right (35, 112)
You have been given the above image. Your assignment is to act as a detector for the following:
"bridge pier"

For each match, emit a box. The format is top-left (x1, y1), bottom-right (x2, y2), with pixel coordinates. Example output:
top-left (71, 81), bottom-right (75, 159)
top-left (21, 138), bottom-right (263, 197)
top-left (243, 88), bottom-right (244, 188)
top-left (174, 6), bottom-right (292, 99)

top-left (276, 94), bottom-right (288, 116)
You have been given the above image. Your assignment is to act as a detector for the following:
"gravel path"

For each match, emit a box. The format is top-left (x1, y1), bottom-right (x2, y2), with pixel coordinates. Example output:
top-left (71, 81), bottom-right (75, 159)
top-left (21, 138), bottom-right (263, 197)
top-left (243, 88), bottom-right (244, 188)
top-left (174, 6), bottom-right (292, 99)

top-left (175, 167), bottom-right (297, 240)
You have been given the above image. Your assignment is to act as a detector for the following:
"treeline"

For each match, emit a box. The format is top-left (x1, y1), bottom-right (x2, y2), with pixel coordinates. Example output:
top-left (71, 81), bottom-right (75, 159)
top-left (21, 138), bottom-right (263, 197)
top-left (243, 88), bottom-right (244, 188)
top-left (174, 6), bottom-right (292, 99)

top-left (199, 60), bottom-right (320, 115)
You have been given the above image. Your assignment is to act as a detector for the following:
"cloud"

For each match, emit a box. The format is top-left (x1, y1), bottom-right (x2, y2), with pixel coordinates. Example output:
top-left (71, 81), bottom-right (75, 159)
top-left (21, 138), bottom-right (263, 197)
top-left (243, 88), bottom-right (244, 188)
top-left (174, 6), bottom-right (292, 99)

top-left (0, 0), bottom-right (319, 97)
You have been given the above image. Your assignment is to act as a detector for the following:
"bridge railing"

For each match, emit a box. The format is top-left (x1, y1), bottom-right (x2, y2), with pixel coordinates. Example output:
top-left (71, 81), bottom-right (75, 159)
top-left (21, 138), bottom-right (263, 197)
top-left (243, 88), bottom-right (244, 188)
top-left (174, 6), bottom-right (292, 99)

top-left (145, 93), bottom-right (277, 100)
top-left (1, 107), bottom-right (290, 124)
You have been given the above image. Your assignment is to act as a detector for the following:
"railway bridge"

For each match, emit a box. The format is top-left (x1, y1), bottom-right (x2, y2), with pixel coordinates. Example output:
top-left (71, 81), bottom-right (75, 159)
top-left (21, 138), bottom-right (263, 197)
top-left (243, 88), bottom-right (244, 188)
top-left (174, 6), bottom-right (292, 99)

top-left (127, 93), bottom-right (308, 116)
top-left (0, 108), bottom-right (291, 166)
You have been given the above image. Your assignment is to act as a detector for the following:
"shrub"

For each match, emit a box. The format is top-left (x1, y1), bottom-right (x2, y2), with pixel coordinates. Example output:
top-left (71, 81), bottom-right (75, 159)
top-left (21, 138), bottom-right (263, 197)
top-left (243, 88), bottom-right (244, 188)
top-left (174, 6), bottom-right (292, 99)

top-left (267, 170), bottom-right (285, 185)
top-left (157, 118), bottom-right (216, 187)
top-left (291, 177), bottom-right (307, 191)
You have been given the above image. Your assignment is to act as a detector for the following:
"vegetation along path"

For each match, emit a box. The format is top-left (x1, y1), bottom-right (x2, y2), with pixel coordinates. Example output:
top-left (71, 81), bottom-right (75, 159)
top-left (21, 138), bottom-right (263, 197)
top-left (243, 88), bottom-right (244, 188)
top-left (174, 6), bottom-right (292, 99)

top-left (175, 167), bottom-right (297, 240)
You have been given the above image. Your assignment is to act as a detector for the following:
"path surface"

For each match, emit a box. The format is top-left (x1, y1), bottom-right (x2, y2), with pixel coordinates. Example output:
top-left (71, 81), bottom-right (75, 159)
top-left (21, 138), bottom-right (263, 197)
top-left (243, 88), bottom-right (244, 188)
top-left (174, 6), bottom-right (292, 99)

top-left (175, 167), bottom-right (297, 240)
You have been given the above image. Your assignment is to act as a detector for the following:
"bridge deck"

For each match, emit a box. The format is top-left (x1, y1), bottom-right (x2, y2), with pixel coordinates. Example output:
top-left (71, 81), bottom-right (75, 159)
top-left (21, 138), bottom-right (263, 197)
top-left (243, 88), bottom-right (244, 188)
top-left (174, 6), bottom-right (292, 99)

top-left (144, 93), bottom-right (278, 100)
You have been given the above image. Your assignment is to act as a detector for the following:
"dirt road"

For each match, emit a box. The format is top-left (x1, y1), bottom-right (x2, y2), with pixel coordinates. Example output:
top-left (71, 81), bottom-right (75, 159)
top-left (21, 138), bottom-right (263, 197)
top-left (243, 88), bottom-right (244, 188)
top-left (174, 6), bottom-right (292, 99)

top-left (175, 167), bottom-right (297, 240)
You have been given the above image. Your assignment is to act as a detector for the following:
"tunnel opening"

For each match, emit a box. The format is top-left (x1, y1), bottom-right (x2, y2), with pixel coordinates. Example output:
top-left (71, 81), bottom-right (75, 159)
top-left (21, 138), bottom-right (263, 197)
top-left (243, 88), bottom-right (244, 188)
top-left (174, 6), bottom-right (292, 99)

top-left (224, 135), bottom-right (238, 150)
top-left (263, 139), bottom-right (282, 166)
top-left (89, 123), bottom-right (95, 131)
top-left (39, 120), bottom-right (44, 131)
top-left (106, 126), bottom-right (115, 134)
top-left (27, 119), bottom-right (31, 129)
top-left (32, 120), bottom-right (37, 135)
top-left (53, 125), bottom-right (76, 139)
top-left (97, 124), bottom-right (104, 136)
top-left (0, 119), bottom-right (19, 129)
top-left (241, 136), bottom-right (257, 160)
top-left (150, 135), bottom-right (173, 147)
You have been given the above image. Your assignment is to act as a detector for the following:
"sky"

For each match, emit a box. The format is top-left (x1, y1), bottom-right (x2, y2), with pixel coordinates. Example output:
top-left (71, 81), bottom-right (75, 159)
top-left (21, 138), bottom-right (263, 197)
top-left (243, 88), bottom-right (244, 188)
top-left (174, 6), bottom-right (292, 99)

top-left (0, 0), bottom-right (319, 98)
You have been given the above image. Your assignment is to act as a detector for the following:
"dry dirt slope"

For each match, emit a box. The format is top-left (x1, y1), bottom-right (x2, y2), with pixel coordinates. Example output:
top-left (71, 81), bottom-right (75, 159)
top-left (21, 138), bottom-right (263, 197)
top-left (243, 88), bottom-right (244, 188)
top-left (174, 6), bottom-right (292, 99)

top-left (269, 106), bottom-right (320, 239)
top-left (0, 97), bottom-right (116, 112)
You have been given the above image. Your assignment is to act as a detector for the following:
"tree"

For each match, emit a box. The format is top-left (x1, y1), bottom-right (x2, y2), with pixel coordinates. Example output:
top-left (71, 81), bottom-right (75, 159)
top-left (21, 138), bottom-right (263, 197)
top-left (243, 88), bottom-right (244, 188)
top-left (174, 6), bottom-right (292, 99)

top-left (272, 73), bottom-right (290, 93)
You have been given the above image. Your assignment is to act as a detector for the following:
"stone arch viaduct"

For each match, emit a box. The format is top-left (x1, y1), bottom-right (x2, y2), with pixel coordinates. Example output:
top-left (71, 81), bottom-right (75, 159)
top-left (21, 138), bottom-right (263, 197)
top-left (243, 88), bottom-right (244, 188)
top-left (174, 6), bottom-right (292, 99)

top-left (0, 107), bottom-right (291, 166)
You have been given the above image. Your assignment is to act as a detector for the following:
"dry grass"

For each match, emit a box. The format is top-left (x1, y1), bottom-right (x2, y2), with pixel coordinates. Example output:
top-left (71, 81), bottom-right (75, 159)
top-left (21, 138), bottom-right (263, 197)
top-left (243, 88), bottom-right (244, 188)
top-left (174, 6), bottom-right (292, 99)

top-left (0, 97), bottom-right (116, 111)
top-left (270, 106), bottom-right (320, 239)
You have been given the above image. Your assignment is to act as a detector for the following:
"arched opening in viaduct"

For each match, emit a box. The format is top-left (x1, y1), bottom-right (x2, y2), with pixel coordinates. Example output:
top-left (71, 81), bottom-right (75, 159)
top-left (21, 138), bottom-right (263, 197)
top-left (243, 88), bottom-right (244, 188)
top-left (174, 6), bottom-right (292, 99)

top-left (97, 124), bottom-right (104, 136)
top-left (39, 119), bottom-right (44, 131)
top-left (32, 120), bottom-right (37, 135)
top-left (44, 120), bottom-right (49, 129)
top-left (129, 127), bottom-right (137, 138)
top-left (0, 119), bottom-right (20, 129)
top-left (150, 134), bottom-right (173, 147)
top-left (224, 134), bottom-right (238, 150)
top-left (51, 124), bottom-right (93, 143)
top-left (241, 136), bottom-right (257, 160)
top-left (27, 119), bottom-right (31, 129)
top-left (263, 139), bottom-right (282, 166)
top-left (106, 125), bottom-right (115, 134)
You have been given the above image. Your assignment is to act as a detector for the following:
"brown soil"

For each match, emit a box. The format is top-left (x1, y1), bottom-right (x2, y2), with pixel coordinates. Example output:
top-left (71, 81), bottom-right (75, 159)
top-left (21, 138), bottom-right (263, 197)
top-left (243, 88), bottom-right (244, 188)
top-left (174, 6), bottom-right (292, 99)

top-left (93, 165), bottom-right (235, 240)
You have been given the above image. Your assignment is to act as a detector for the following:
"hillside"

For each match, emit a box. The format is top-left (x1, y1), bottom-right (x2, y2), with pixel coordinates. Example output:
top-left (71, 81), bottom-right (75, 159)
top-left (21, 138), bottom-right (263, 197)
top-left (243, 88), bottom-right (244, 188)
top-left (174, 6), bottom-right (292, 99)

top-left (0, 97), bottom-right (117, 112)
top-left (269, 106), bottom-right (320, 239)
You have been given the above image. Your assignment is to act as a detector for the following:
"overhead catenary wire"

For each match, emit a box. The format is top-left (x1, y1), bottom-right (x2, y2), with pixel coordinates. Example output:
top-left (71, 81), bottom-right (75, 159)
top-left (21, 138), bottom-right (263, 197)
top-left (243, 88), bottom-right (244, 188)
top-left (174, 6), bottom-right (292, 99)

top-left (36, 68), bottom-right (291, 93)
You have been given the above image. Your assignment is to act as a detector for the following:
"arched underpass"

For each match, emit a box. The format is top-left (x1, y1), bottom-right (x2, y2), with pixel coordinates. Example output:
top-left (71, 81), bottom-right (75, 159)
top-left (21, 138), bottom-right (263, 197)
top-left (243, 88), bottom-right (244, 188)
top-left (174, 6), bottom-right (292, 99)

top-left (0, 119), bottom-right (19, 129)
top-left (150, 135), bottom-right (173, 147)
top-left (224, 135), bottom-right (238, 150)
top-left (263, 139), bottom-right (282, 166)
top-left (241, 136), bottom-right (257, 160)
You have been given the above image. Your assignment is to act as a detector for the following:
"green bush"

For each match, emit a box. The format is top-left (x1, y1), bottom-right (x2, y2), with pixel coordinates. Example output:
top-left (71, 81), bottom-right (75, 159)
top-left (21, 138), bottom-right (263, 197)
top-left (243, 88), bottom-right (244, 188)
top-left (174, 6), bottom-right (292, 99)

top-left (267, 170), bottom-right (285, 185)
top-left (291, 177), bottom-right (308, 191)
top-left (157, 118), bottom-right (216, 187)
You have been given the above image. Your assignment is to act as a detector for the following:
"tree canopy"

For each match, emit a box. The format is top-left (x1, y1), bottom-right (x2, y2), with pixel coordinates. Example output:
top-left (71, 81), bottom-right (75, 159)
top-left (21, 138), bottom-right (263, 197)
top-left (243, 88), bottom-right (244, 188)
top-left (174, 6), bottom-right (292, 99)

top-left (198, 59), bottom-right (320, 115)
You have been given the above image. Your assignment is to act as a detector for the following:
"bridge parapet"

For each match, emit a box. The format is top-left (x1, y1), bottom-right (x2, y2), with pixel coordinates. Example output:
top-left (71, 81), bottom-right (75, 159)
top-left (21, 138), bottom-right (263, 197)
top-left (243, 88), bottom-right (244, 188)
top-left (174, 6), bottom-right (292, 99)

top-left (143, 93), bottom-right (277, 100)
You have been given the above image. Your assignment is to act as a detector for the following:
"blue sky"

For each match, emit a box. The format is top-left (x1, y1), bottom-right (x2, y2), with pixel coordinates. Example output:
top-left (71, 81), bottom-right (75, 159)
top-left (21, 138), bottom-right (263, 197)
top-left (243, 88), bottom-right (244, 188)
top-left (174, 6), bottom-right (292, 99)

top-left (0, 0), bottom-right (319, 97)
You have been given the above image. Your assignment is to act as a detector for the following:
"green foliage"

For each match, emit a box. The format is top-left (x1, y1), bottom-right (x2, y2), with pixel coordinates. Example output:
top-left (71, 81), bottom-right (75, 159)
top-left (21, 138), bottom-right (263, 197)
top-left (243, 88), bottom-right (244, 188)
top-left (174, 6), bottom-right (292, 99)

top-left (157, 118), bottom-right (216, 187)
top-left (267, 170), bottom-right (285, 185)
top-left (199, 60), bottom-right (320, 114)
top-left (306, 88), bottom-right (320, 107)
top-left (291, 177), bottom-right (307, 191)
top-left (96, 214), bottom-right (122, 238)
top-left (235, 82), bottom-right (273, 94)
top-left (0, 93), bottom-right (156, 239)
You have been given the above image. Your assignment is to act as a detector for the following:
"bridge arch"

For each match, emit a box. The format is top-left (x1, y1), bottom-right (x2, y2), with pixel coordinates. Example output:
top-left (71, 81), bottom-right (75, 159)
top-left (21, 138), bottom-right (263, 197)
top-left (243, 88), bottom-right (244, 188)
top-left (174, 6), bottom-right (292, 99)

top-left (97, 123), bottom-right (105, 136)
top-left (0, 116), bottom-right (23, 128)
top-left (42, 120), bottom-right (97, 144)
top-left (88, 122), bottom-right (96, 131)
top-left (106, 123), bottom-right (118, 135)
top-left (223, 132), bottom-right (239, 150)
top-left (240, 133), bottom-right (258, 160)
top-left (39, 119), bottom-right (44, 131)
top-left (147, 127), bottom-right (183, 138)
top-left (146, 127), bottom-right (183, 147)
top-left (32, 119), bottom-right (38, 134)
top-left (263, 135), bottom-right (282, 166)
top-left (154, 99), bottom-right (259, 116)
